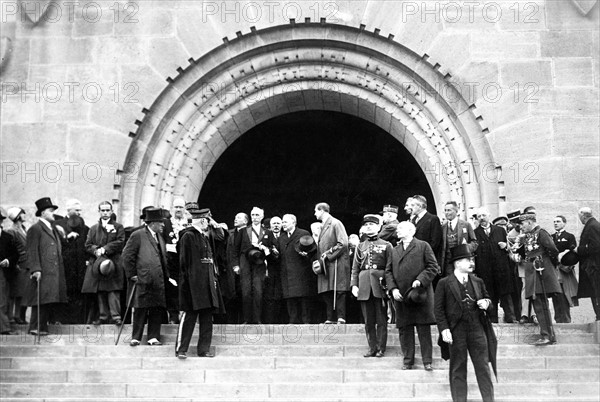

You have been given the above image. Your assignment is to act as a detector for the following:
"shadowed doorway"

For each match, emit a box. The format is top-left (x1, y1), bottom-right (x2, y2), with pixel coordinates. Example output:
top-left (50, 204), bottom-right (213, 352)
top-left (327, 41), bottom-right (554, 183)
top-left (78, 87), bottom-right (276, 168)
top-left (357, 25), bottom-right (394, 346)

top-left (198, 110), bottom-right (436, 233)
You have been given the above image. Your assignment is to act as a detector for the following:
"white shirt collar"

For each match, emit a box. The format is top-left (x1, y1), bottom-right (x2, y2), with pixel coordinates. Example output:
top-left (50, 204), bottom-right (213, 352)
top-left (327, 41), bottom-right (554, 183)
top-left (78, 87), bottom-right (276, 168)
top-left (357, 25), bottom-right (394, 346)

top-left (454, 270), bottom-right (468, 284)
top-left (39, 218), bottom-right (52, 230)
top-left (449, 217), bottom-right (459, 227)
top-left (147, 227), bottom-right (157, 238)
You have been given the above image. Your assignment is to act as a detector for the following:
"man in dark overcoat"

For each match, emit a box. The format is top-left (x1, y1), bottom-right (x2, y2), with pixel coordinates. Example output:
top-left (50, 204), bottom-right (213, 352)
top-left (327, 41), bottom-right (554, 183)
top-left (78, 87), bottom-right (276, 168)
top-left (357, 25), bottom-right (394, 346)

top-left (410, 195), bottom-right (443, 260)
top-left (439, 201), bottom-right (478, 277)
top-left (5, 207), bottom-right (29, 325)
top-left (26, 197), bottom-right (68, 335)
top-left (53, 199), bottom-right (89, 324)
top-left (435, 244), bottom-right (496, 402)
top-left (520, 213), bottom-right (561, 345)
top-left (175, 204), bottom-right (225, 359)
top-left (565, 207), bottom-right (600, 321)
top-left (352, 214), bottom-right (392, 357)
top-left (315, 202), bottom-right (351, 324)
top-left (551, 215), bottom-right (578, 323)
top-left (122, 208), bottom-right (171, 346)
top-left (82, 201), bottom-right (125, 325)
top-left (0, 212), bottom-right (20, 334)
top-left (474, 208), bottom-right (516, 323)
top-left (279, 214), bottom-right (316, 324)
top-left (385, 221), bottom-right (439, 370)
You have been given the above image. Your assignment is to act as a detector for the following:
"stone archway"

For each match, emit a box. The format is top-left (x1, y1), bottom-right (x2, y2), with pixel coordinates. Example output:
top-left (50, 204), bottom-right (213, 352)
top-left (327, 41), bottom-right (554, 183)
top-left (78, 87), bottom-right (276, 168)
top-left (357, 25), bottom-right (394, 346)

top-left (119, 20), bottom-right (499, 225)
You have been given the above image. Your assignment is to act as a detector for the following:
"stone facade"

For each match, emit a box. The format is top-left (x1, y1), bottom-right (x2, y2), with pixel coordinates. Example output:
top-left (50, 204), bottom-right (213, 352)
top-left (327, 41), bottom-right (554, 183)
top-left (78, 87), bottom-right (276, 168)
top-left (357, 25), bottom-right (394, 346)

top-left (1, 0), bottom-right (598, 236)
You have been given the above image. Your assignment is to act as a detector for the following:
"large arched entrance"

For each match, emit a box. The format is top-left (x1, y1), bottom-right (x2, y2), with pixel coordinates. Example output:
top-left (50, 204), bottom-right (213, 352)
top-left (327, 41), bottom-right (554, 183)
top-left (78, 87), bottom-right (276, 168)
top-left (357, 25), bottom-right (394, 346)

top-left (119, 21), bottom-right (499, 225)
top-left (198, 110), bottom-right (435, 233)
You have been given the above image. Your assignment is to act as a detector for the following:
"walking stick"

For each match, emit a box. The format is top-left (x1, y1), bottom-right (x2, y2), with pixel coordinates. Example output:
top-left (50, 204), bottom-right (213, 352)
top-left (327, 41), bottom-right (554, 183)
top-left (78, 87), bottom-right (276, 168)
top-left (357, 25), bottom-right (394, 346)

top-left (115, 281), bottom-right (137, 346)
top-left (36, 276), bottom-right (40, 345)
top-left (333, 260), bottom-right (338, 310)
top-left (534, 256), bottom-right (556, 342)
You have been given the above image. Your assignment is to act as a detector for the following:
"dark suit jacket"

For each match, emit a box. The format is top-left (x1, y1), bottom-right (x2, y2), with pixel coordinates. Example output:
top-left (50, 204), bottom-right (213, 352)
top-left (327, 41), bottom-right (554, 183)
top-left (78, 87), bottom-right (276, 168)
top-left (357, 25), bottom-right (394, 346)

top-left (414, 211), bottom-right (443, 260)
top-left (278, 228), bottom-right (316, 299)
top-left (233, 225), bottom-right (275, 268)
top-left (0, 230), bottom-right (20, 278)
top-left (439, 218), bottom-right (478, 272)
top-left (577, 217), bottom-right (600, 276)
top-left (122, 227), bottom-right (169, 308)
top-left (378, 219), bottom-right (399, 246)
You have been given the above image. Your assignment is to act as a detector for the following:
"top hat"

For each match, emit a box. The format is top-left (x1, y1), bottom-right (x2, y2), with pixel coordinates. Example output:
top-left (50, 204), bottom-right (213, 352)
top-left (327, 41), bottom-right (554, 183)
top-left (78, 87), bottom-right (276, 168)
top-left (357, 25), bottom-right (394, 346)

top-left (140, 205), bottom-right (155, 220)
top-left (507, 210), bottom-right (521, 223)
top-left (450, 244), bottom-right (473, 263)
top-left (6, 207), bottom-right (25, 222)
top-left (144, 207), bottom-right (164, 222)
top-left (492, 216), bottom-right (508, 225)
top-left (404, 286), bottom-right (428, 305)
top-left (362, 214), bottom-right (381, 226)
top-left (382, 205), bottom-right (399, 214)
top-left (35, 197), bottom-right (59, 217)
top-left (93, 256), bottom-right (115, 276)
top-left (295, 235), bottom-right (317, 254)
top-left (560, 250), bottom-right (579, 266)
top-left (246, 246), bottom-right (266, 265)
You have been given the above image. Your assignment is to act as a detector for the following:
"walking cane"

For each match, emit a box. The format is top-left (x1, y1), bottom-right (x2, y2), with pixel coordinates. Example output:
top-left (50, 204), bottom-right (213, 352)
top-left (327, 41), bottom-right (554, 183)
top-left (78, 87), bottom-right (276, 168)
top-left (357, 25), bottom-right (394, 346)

top-left (534, 256), bottom-right (556, 342)
top-left (333, 260), bottom-right (338, 310)
top-left (35, 276), bottom-right (40, 345)
top-left (115, 281), bottom-right (137, 346)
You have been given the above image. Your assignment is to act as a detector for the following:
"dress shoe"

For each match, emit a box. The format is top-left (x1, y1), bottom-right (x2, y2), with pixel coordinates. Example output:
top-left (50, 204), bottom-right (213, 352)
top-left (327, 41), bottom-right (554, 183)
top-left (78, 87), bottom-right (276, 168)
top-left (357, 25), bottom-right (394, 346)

top-left (198, 352), bottom-right (215, 358)
top-left (363, 350), bottom-right (377, 358)
top-left (129, 339), bottom-right (140, 347)
top-left (13, 318), bottom-right (26, 325)
top-left (114, 319), bottom-right (123, 326)
top-left (92, 319), bottom-right (107, 326)
top-left (147, 338), bottom-right (162, 346)
top-left (519, 316), bottom-right (529, 324)
top-left (532, 315), bottom-right (539, 325)
top-left (504, 316), bottom-right (515, 324)
top-left (29, 330), bottom-right (49, 336)
top-left (337, 318), bottom-right (346, 324)
top-left (177, 352), bottom-right (187, 360)
top-left (424, 364), bottom-right (433, 371)
top-left (533, 337), bottom-right (552, 346)
top-left (375, 351), bottom-right (385, 358)
top-left (401, 364), bottom-right (412, 370)
top-left (324, 320), bottom-right (335, 324)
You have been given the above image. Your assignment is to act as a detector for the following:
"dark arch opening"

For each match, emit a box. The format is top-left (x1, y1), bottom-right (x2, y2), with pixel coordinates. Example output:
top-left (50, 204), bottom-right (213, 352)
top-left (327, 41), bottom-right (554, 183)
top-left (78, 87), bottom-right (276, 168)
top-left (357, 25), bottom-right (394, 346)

top-left (198, 110), bottom-right (436, 233)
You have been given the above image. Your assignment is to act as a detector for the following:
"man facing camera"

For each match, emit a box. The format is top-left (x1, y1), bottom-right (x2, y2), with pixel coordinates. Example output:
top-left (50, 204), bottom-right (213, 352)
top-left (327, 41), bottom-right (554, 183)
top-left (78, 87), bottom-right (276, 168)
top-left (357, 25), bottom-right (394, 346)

top-left (435, 244), bottom-right (496, 402)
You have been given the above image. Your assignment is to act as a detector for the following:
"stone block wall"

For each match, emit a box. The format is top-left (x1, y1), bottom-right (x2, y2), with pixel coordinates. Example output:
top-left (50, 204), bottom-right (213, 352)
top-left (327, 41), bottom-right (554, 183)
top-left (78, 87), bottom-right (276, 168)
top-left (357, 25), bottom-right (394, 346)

top-left (0, 0), bottom-right (598, 235)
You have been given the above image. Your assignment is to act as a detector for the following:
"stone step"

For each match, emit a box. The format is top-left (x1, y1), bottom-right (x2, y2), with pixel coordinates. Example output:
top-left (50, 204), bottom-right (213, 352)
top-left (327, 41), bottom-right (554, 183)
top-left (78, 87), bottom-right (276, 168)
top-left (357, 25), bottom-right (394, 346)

top-left (1, 343), bottom-right (597, 357)
top-left (1, 382), bottom-right (598, 399)
top-left (2, 399), bottom-right (600, 402)
top-left (1, 368), bottom-right (597, 384)
top-left (2, 356), bottom-right (598, 370)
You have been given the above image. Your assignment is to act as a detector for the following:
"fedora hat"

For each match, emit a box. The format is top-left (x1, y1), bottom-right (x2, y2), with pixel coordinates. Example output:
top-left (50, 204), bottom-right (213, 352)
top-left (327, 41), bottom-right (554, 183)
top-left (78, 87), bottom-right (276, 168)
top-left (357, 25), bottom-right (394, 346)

top-left (246, 246), bottom-right (266, 265)
top-left (35, 197), bottom-right (58, 217)
top-left (312, 258), bottom-right (328, 276)
top-left (404, 286), bottom-right (428, 305)
top-left (295, 235), bottom-right (317, 254)
top-left (144, 207), bottom-right (164, 223)
top-left (560, 250), bottom-right (579, 266)
top-left (93, 256), bottom-right (115, 277)
top-left (450, 244), bottom-right (473, 263)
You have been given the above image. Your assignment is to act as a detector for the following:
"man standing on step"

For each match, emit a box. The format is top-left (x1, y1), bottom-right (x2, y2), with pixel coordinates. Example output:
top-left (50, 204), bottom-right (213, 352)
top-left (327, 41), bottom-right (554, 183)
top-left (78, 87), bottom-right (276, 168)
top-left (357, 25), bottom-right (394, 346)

top-left (122, 208), bottom-right (171, 346)
top-left (551, 215), bottom-right (578, 323)
top-left (435, 244), bottom-right (496, 402)
top-left (385, 221), bottom-right (438, 371)
top-left (352, 214), bottom-right (392, 357)
top-left (175, 204), bottom-right (225, 359)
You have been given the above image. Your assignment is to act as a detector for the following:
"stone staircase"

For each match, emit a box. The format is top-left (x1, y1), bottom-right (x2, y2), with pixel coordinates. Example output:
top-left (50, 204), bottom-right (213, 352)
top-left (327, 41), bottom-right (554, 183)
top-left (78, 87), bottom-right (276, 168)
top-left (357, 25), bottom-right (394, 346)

top-left (1, 322), bottom-right (599, 401)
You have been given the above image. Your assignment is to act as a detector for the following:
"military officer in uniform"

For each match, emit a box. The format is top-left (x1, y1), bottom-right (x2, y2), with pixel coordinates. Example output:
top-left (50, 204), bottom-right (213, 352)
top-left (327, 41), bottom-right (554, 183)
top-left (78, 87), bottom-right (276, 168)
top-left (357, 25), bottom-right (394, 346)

top-left (352, 214), bottom-right (393, 357)
top-left (378, 205), bottom-right (400, 247)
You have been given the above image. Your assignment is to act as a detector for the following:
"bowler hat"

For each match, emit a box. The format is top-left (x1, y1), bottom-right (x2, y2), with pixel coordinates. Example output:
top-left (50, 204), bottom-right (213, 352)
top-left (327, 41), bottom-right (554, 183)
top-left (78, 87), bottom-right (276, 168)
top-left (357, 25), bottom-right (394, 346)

top-left (246, 246), bottom-right (266, 265)
top-left (35, 197), bottom-right (59, 217)
top-left (94, 256), bottom-right (115, 276)
top-left (144, 208), bottom-right (164, 222)
top-left (404, 286), bottom-right (428, 305)
top-left (450, 244), bottom-right (473, 263)
top-left (362, 214), bottom-right (381, 226)
top-left (295, 235), bottom-right (317, 254)
top-left (560, 250), bottom-right (579, 266)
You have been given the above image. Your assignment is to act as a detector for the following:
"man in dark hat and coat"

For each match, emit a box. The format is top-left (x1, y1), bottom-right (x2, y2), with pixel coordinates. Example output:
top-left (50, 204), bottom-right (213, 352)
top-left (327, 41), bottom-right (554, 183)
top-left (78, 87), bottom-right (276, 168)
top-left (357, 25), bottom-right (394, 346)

top-left (175, 203), bottom-right (225, 359)
top-left (82, 201), bottom-right (125, 325)
top-left (278, 214), bottom-right (316, 324)
top-left (385, 220), bottom-right (439, 370)
top-left (122, 207), bottom-right (171, 346)
top-left (352, 214), bottom-right (393, 357)
top-left (435, 244), bottom-right (496, 402)
top-left (26, 197), bottom-right (68, 335)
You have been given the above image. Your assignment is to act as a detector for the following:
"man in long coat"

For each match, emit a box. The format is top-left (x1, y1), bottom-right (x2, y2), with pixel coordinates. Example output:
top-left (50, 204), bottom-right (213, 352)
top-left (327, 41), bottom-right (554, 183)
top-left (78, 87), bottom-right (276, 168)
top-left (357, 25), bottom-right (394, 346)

top-left (26, 197), bottom-right (68, 335)
top-left (551, 215), bottom-right (578, 323)
top-left (474, 208), bottom-right (516, 323)
top-left (279, 214), bottom-right (316, 324)
top-left (82, 201), bottom-right (125, 325)
top-left (439, 201), bottom-right (478, 277)
top-left (352, 214), bottom-right (392, 357)
top-left (5, 207), bottom-right (29, 325)
top-left (122, 208), bottom-right (170, 346)
top-left (175, 204), bottom-right (225, 359)
top-left (385, 221), bottom-right (439, 370)
top-left (314, 202), bottom-right (350, 324)
top-left (520, 213), bottom-right (561, 346)
top-left (435, 244), bottom-right (496, 402)
top-left (0, 212), bottom-right (20, 334)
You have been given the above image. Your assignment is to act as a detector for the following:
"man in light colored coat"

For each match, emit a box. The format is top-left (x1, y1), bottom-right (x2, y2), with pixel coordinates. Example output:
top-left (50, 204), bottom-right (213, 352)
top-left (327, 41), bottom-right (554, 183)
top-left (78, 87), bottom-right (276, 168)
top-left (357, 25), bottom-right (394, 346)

top-left (314, 202), bottom-right (350, 324)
